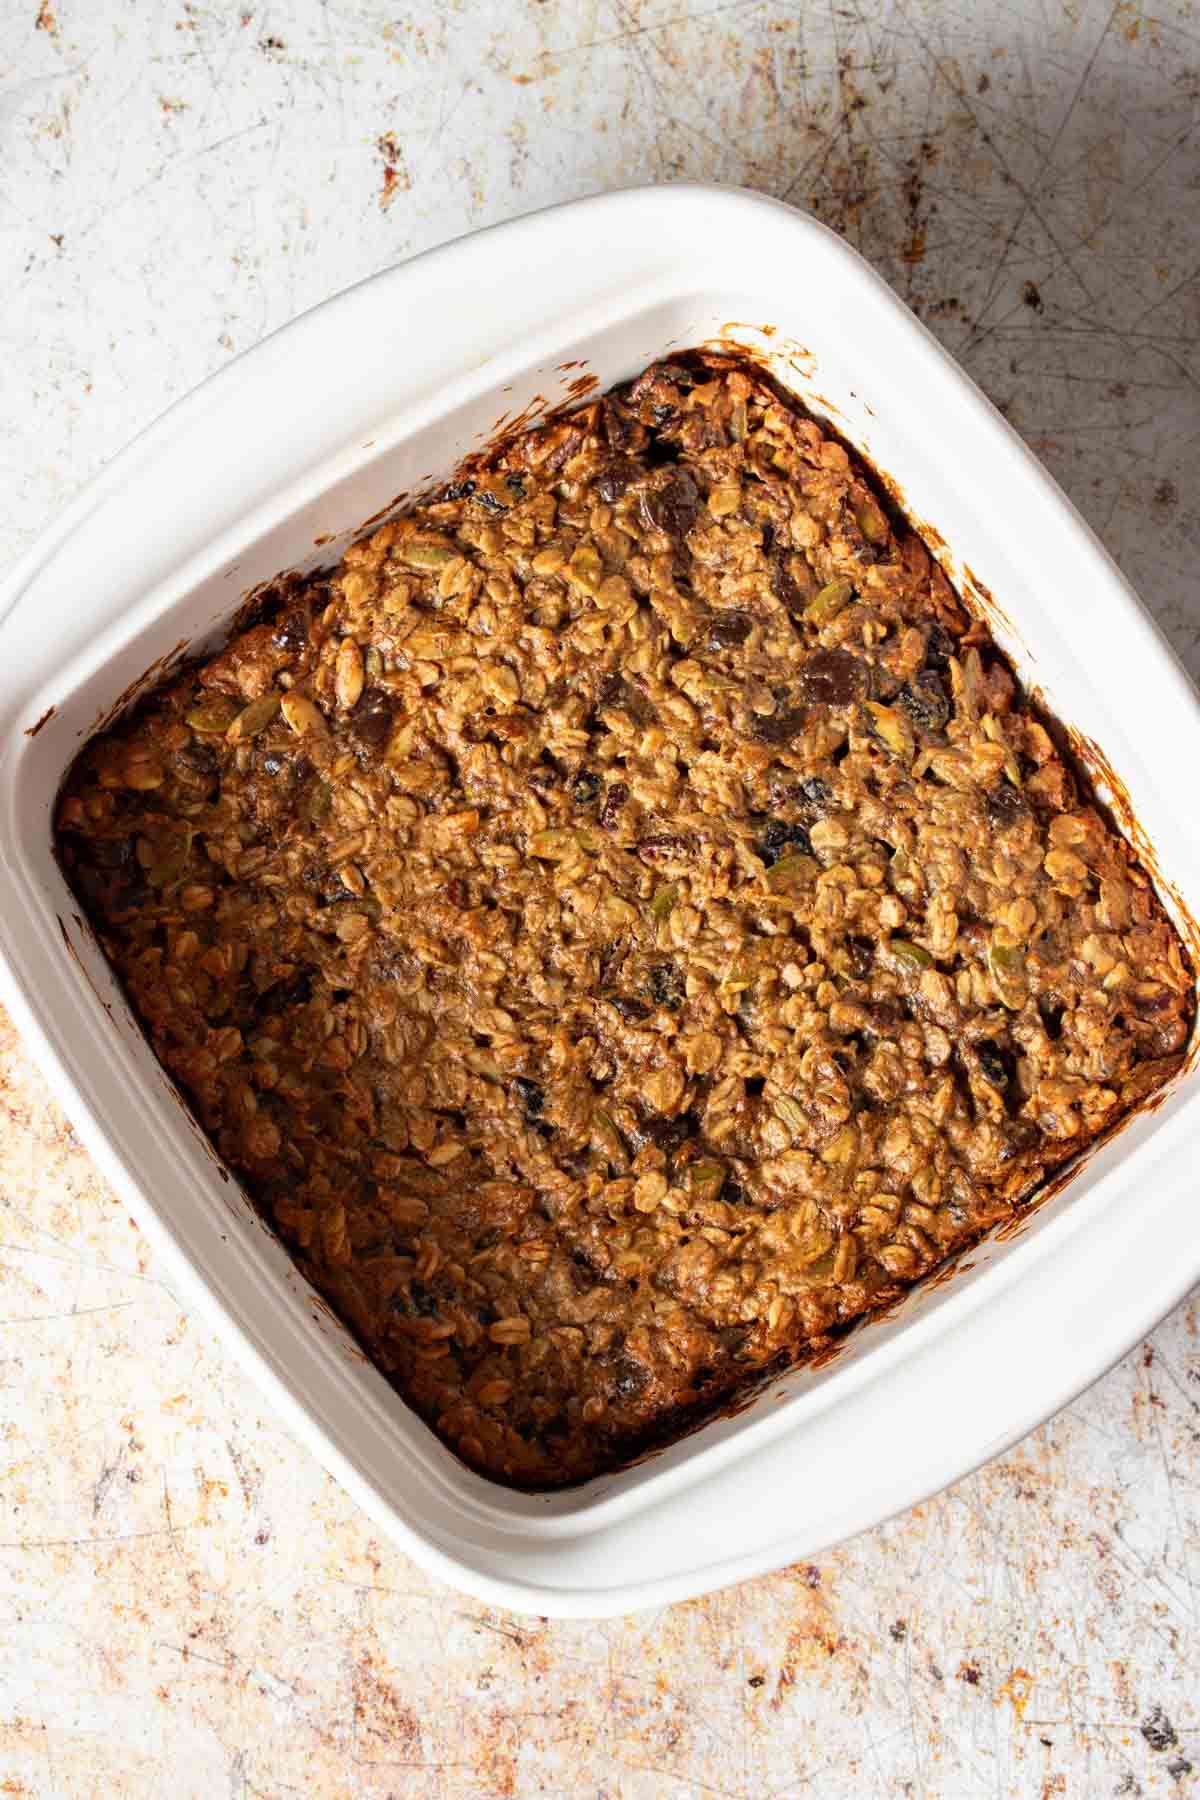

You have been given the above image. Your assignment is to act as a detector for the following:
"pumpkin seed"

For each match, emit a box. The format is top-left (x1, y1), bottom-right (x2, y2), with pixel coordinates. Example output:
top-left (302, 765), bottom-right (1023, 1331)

top-left (864, 701), bottom-right (915, 759)
top-left (529, 828), bottom-right (594, 860)
top-left (566, 543), bottom-right (604, 594)
top-left (335, 639), bottom-right (364, 711)
top-left (147, 826), bottom-right (193, 887)
top-left (766, 851), bottom-right (817, 889)
top-left (187, 696), bottom-right (240, 735)
top-left (890, 939), bottom-right (932, 971)
top-left (989, 941), bottom-right (1027, 1008)
top-left (280, 692), bottom-right (327, 737)
top-left (227, 692), bottom-right (281, 741)
top-left (804, 577), bottom-right (853, 626)
top-left (773, 1094), bottom-right (807, 1138)
top-left (855, 499), bottom-right (889, 545)
top-left (650, 884), bottom-right (679, 921)
top-left (689, 1161), bottom-right (727, 1200)
top-left (399, 540), bottom-right (459, 571)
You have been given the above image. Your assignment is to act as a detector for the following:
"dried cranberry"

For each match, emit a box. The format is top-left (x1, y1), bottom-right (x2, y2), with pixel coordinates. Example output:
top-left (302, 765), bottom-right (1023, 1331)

top-left (599, 781), bottom-right (629, 829)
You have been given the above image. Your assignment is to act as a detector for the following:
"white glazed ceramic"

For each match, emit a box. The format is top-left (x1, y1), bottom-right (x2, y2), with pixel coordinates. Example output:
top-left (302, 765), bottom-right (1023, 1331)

top-left (1, 185), bottom-right (1197, 1618)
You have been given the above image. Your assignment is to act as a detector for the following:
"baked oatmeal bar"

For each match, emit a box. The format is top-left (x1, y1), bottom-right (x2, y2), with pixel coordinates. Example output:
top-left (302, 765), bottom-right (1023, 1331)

top-left (55, 355), bottom-right (1195, 1487)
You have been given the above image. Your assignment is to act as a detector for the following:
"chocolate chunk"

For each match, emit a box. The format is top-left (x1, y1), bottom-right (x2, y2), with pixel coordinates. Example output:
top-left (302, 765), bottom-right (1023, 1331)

top-left (707, 610), bottom-right (753, 649)
top-left (595, 457), bottom-right (640, 504)
top-left (641, 470), bottom-right (700, 539)
top-left (753, 708), bottom-right (808, 745)
top-left (350, 688), bottom-right (395, 750)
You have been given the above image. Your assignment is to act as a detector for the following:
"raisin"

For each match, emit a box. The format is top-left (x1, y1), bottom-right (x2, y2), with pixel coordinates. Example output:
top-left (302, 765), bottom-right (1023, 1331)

top-left (637, 831), bottom-right (694, 862)
top-left (177, 740), bottom-right (218, 776)
top-left (770, 546), bottom-right (809, 614)
top-left (899, 669), bottom-right (950, 733)
top-left (610, 1353), bottom-right (648, 1400)
top-left (270, 968), bottom-right (313, 1009)
top-left (407, 1280), bottom-right (440, 1318)
top-left (975, 1041), bottom-right (1014, 1087)
top-left (648, 962), bottom-right (684, 1010)
top-left (513, 1075), bottom-right (545, 1118)
top-left (1039, 995), bottom-right (1065, 1040)
top-left (609, 994), bottom-right (651, 1023)
top-left (635, 1109), bottom-right (695, 1154)
top-left (798, 647), bottom-right (870, 706)
top-left (758, 818), bottom-right (812, 866)
top-left (602, 396), bottom-right (638, 451)
top-left (845, 936), bottom-right (876, 977)
top-left (272, 606), bottom-right (310, 652)
top-left (87, 835), bottom-right (136, 872)
top-left (986, 784), bottom-right (1026, 827)
top-left (924, 624), bottom-right (956, 672)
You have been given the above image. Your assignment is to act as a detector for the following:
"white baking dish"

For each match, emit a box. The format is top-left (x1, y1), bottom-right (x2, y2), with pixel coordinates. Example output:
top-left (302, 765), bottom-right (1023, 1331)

top-left (1, 184), bottom-right (1197, 1617)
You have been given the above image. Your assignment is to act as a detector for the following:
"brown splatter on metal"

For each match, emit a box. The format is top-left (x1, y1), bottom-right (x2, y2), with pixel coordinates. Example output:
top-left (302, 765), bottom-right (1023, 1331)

top-left (25, 704), bottom-right (55, 738)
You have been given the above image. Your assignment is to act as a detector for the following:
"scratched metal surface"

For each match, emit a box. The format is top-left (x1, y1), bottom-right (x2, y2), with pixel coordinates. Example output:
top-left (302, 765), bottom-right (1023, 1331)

top-left (1, 2), bottom-right (1198, 1796)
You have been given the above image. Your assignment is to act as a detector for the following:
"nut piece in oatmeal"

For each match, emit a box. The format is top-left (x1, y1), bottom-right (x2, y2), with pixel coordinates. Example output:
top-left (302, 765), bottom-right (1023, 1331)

top-left (55, 353), bottom-right (1195, 1488)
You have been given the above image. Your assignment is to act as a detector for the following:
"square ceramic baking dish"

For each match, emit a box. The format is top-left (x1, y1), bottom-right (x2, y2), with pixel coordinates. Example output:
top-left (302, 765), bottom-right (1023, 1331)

top-left (1, 185), bottom-right (1197, 1618)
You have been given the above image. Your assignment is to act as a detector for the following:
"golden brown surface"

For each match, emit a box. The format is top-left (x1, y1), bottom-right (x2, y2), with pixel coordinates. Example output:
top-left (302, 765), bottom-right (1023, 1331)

top-left (55, 355), bottom-right (1194, 1487)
